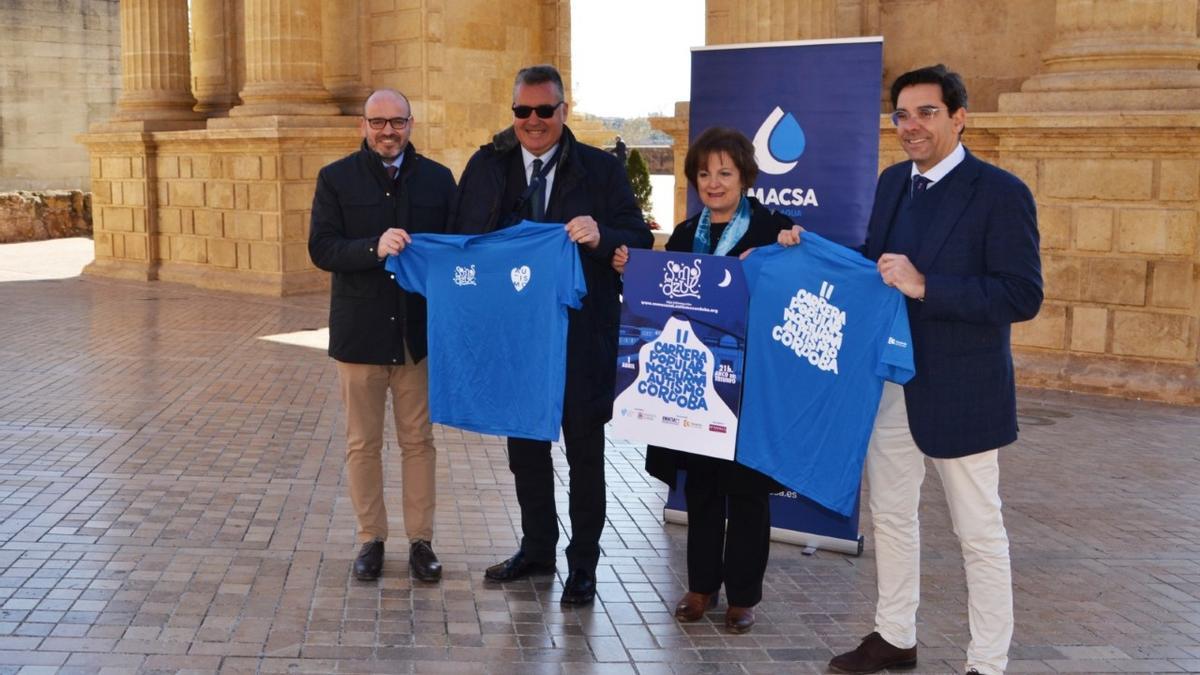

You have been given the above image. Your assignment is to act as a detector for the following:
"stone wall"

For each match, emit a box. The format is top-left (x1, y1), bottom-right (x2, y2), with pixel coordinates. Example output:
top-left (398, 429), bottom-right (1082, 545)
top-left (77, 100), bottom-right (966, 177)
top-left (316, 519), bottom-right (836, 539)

top-left (0, 0), bottom-right (121, 191)
top-left (0, 191), bottom-right (92, 243)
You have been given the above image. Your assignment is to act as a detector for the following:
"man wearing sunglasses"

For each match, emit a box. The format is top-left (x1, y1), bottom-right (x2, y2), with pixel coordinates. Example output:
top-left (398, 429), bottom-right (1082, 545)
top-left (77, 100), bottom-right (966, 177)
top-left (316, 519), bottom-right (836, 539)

top-left (817, 65), bottom-right (1043, 675)
top-left (451, 64), bottom-right (652, 605)
top-left (309, 89), bottom-right (456, 585)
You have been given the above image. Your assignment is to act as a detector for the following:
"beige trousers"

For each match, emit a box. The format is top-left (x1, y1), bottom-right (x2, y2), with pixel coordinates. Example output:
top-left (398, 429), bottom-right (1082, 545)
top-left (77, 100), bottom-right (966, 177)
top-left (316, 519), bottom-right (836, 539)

top-left (335, 359), bottom-right (436, 544)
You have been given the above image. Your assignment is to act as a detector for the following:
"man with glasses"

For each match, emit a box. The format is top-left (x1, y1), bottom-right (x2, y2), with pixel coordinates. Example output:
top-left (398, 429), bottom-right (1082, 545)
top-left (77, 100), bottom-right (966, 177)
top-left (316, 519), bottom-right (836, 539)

top-left (451, 64), bottom-right (652, 605)
top-left (788, 65), bottom-right (1042, 675)
top-left (309, 89), bottom-right (456, 584)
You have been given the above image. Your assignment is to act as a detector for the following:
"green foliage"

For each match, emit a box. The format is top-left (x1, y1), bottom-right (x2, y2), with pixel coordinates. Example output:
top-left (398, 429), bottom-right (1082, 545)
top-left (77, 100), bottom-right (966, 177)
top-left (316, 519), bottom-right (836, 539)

top-left (625, 148), bottom-right (653, 223)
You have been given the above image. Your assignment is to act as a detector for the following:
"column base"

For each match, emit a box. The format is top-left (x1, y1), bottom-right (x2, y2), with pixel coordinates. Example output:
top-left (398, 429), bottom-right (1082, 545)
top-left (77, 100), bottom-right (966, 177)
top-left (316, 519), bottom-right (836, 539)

top-left (999, 88), bottom-right (1200, 113)
top-left (157, 261), bottom-right (330, 296)
top-left (83, 258), bottom-right (159, 282)
top-left (1016, 349), bottom-right (1200, 406)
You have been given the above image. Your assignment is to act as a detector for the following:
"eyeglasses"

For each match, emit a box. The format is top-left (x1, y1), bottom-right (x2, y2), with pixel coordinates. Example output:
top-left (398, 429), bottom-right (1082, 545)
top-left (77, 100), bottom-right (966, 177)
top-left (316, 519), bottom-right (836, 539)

top-left (512, 102), bottom-right (564, 119)
top-left (364, 116), bottom-right (411, 130)
top-left (890, 106), bottom-right (942, 126)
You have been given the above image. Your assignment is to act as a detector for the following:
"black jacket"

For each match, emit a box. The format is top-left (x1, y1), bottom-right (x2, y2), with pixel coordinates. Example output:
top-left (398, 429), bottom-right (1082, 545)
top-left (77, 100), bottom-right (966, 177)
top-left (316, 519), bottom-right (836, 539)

top-left (308, 141), bottom-right (456, 365)
top-left (645, 197), bottom-right (792, 494)
top-left (450, 125), bottom-right (652, 436)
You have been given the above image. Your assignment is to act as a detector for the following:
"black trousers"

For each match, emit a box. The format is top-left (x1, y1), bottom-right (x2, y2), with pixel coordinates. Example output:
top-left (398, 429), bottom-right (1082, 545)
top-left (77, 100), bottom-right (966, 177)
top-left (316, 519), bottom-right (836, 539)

top-left (506, 425), bottom-right (606, 572)
top-left (684, 468), bottom-right (771, 607)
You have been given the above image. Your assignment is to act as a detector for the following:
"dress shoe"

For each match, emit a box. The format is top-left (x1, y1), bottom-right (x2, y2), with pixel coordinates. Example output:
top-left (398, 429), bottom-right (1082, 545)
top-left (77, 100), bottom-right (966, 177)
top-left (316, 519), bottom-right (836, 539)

top-left (673, 591), bottom-right (717, 622)
top-left (483, 550), bottom-right (556, 582)
top-left (829, 631), bottom-right (917, 673)
top-left (560, 568), bottom-right (596, 605)
top-left (353, 539), bottom-right (384, 581)
top-left (409, 539), bottom-right (442, 582)
top-left (724, 605), bottom-right (755, 634)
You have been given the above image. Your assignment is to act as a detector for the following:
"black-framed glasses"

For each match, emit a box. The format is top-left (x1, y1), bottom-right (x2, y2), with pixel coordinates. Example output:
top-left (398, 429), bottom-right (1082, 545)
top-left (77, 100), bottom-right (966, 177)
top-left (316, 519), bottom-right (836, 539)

top-left (512, 102), bottom-right (564, 119)
top-left (364, 116), bottom-right (411, 130)
top-left (890, 106), bottom-right (941, 126)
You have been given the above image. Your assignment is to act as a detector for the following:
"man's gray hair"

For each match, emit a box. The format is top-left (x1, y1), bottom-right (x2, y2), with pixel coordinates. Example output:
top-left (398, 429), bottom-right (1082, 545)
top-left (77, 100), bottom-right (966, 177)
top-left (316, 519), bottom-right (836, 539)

top-left (512, 65), bottom-right (565, 102)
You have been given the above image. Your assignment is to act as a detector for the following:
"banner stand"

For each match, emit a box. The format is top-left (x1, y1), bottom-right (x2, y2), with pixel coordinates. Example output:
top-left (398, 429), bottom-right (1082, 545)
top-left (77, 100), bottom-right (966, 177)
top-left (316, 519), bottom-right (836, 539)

top-left (662, 472), bottom-right (864, 556)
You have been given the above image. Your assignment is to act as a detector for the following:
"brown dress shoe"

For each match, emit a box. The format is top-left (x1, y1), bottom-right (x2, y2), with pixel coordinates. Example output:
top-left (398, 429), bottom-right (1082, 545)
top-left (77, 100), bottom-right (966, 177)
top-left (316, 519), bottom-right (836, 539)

top-left (829, 631), bottom-right (917, 673)
top-left (673, 591), bottom-right (717, 622)
top-left (724, 605), bottom-right (755, 634)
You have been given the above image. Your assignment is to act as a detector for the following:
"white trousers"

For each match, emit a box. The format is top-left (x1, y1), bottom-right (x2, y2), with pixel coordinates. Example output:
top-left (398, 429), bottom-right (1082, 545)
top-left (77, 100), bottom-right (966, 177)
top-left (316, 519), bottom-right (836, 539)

top-left (865, 381), bottom-right (1013, 675)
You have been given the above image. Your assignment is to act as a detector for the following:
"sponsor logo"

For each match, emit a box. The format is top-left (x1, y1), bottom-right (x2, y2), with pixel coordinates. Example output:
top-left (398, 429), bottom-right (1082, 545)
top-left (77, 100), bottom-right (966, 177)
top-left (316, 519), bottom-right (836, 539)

top-left (510, 264), bottom-right (531, 291)
top-left (887, 336), bottom-right (908, 348)
top-left (708, 423), bottom-right (727, 433)
top-left (453, 264), bottom-right (477, 286)
top-left (752, 106), bottom-right (805, 175)
top-left (683, 420), bottom-right (705, 430)
top-left (659, 258), bottom-right (702, 300)
top-left (637, 412), bottom-right (656, 421)
top-left (661, 416), bottom-right (680, 426)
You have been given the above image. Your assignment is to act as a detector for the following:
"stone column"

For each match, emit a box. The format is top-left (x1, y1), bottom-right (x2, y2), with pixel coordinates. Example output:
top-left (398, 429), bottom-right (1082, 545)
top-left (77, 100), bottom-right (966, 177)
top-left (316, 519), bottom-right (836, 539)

top-left (112, 0), bottom-right (203, 122)
top-left (322, 0), bottom-right (371, 115)
top-left (230, 0), bottom-right (340, 117)
top-left (706, 0), bottom-right (837, 44)
top-left (191, 0), bottom-right (241, 115)
top-left (999, 0), bottom-right (1200, 111)
top-left (650, 102), bottom-right (691, 231)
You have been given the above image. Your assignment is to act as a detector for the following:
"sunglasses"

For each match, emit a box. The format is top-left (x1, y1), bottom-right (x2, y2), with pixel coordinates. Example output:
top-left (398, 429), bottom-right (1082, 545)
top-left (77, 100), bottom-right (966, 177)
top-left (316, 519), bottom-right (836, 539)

top-left (512, 101), bottom-right (564, 119)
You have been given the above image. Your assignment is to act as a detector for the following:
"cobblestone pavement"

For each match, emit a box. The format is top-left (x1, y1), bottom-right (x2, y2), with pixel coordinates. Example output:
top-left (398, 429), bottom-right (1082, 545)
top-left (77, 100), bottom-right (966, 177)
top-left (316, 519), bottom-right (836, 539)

top-left (0, 257), bottom-right (1197, 673)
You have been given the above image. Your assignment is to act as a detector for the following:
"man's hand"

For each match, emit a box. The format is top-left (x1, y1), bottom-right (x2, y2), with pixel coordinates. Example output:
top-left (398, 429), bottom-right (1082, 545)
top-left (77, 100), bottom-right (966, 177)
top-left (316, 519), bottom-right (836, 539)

top-left (737, 247), bottom-right (757, 260)
top-left (377, 228), bottom-right (412, 258)
top-left (878, 253), bottom-right (926, 300)
top-left (565, 216), bottom-right (601, 250)
top-left (777, 224), bottom-right (805, 247)
top-left (611, 245), bottom-right (629, 274)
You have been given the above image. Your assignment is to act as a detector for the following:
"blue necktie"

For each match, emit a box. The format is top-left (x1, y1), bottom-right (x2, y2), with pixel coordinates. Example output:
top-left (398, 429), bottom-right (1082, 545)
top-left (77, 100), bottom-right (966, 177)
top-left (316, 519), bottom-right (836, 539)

top-left (911, 174), bottom-right (931, 198)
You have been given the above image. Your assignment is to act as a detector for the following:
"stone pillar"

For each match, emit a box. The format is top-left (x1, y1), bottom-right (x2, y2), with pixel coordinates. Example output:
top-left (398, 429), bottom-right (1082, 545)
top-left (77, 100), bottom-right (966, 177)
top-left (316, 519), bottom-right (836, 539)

top-left (112, 0), bottom-right (203, 122)
top-left (230, 0), bottom-right (340, 117)
top-left (191, 0), bottom-right (240, 115)
top-left (650, 102), bottom-right (691, 232)
top-left (999, 0), bottom-right (1200, 111)
top-left (322, 0), bottom-right (371, 115)
top-left (707, 0), bottom-right (837, 44)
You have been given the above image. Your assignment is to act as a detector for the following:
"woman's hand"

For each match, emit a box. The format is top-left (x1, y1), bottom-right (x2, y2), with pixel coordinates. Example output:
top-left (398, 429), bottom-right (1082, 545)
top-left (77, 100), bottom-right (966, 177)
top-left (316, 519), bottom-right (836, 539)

top-left (777, 225), bottom-right (804, 247)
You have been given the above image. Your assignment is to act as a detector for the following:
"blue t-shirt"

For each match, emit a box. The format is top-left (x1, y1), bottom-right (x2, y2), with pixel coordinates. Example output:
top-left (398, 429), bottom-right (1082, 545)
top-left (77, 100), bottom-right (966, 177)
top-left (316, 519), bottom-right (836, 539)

top-left (737, 234), bottom-right (914, 515)
top-left (385, 220), bottom-right (586, 441)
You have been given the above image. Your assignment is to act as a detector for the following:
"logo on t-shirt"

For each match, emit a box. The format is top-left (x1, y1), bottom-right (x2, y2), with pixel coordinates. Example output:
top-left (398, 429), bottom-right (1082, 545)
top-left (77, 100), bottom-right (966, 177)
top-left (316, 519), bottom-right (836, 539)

top-left (511, 265), bottom-right (531, 291)
top-left (659, 259), bottom-right (702, 299)
top-left (771, 280), bottom-right (846, 374)
top-left (453, 264), bottom-right (477, 286)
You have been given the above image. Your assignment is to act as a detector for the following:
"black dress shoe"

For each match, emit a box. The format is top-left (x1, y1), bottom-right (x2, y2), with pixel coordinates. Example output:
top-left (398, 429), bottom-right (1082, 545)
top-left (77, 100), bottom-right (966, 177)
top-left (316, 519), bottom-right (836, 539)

top-left (353, 539), bottom-right (384, 581)
top-left (560, 568), bottom-right (596, 605)
top-left (829, 631), bottom-right (917, 673)
top-left (484, 550), bottom-right (556, 582)
top-left (409, 539), bottom-right (442, 582)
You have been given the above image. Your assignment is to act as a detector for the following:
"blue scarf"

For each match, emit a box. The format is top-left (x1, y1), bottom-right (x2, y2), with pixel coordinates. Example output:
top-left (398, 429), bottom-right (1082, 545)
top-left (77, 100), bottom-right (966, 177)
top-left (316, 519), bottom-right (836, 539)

top-left (692, 195), bottom-right (751, 256)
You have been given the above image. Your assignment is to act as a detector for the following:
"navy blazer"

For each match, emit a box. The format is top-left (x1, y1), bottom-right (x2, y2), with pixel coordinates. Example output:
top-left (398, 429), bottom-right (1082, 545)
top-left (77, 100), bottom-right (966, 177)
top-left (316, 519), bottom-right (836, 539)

top-left (864, 149), bottom-right (1043, 458)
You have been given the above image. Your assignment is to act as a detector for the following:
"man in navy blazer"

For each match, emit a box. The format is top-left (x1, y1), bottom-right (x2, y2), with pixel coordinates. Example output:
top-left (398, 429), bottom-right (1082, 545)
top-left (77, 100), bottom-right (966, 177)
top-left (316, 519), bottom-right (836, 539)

top-left (814, 65), bottom-right (1042, 675)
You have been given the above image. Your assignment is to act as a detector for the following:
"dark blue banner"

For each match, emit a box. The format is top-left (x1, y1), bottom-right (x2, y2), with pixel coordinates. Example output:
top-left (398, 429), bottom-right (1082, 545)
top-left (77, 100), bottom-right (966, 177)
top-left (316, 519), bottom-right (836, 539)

top-left (689, 38), bottom-right (882, 248)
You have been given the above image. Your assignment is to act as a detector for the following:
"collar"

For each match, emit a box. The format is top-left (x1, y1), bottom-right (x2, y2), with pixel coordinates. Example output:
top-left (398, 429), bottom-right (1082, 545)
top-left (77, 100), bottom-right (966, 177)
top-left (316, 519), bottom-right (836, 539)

top-left (910, 142), bottom-right (965, 185)
top-left (382, 154), bottom-right (404, 171)
top-left (521, 143), bottom-right (560, 171)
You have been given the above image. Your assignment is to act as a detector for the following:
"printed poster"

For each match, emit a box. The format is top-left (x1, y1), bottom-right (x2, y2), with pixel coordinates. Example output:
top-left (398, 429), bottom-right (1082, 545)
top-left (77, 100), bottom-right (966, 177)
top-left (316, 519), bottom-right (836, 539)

top-left (613, 249), bottom-right (747, 460)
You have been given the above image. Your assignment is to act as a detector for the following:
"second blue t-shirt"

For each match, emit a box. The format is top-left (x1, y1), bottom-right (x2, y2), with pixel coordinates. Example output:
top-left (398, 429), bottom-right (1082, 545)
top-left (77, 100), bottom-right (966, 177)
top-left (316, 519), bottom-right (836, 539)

top-left (737, 234), bottom-right (915, 515)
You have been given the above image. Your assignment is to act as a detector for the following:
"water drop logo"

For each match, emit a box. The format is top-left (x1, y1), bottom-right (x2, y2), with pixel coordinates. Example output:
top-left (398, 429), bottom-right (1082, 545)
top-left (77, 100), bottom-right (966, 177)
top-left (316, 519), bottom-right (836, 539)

top-left (752, 106), bottom-right (806, 175)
